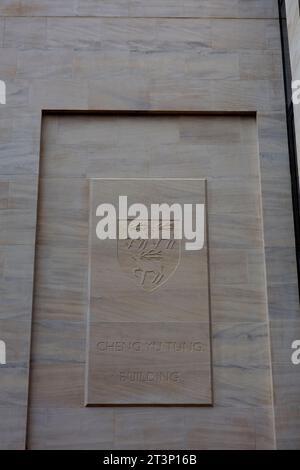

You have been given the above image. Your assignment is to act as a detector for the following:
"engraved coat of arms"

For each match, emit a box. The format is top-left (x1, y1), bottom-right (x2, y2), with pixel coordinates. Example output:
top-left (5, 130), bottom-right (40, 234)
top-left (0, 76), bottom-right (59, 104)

top-left (117, 221), bottom-right (181, 292)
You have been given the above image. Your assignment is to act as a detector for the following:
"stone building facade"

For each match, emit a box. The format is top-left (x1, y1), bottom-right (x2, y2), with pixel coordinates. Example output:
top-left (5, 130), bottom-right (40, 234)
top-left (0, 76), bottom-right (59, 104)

top-left (0, 0), bottom-right (299, 450)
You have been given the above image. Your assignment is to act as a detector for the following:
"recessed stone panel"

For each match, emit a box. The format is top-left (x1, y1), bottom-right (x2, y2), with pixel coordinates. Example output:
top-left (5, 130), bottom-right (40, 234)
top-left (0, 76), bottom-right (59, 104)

top-left (86, 178), bottom-right (212, 405)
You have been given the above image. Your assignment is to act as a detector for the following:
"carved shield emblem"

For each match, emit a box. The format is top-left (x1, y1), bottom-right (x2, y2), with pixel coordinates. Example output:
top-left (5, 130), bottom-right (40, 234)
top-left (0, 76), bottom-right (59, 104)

top-left (117, 220), bottom-right (181, 292)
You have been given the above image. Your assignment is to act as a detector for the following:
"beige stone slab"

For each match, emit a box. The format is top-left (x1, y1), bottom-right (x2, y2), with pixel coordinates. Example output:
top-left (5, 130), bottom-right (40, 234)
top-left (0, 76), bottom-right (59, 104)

top-left (260, 150), bottom-right (291, 180)
top-left (178, 116), bottom-right (243, 144)
top-left (0, 117), bottom-right (12, 145)
top-left (210, 247), bottom-right (268, 288)
top-left (254, 406), bottom-right (276, 450)
top-left (210, 283), bottom-right (267, 323)
top-left (4, 18), bottom-right (47, 49)
top-left (27, 113), bottom-right (278, 447)
top-left (148, 144), bottom-right (259, 179)
top-left (28, 407), bottom-right (114, 450)
top-left (0, 406), bottom-right (26, 450)
top-left (73, 50), bottom-right (131, 80)
top-left (0, 367), bottom-right (28, 407)
top-left (209, 212), bottom-right (263, 249)
top-left (272, 363), bottom-right (300, 407)
top-left (76, 0), bottom-right (130, 17)
top-left (30, 320), bottom-right (86, 364)
top-left (0, 0), bottom-right (77, 17)
top-left (186, 52), bottom-right (240, 80)
top-left (276, 405), bottom-right (300, 450)
top-left (72, 50), bottom-right (240, 82)
top-left (0, 276), bottom-right (33, 320)
top-left (41, 144), bottom-right (92, 178)
top-left (261, 176), bottom-right (294, 214)
top-left (0, 244), bottom-right (34, 321)
top-left (212, 19), bottom-right (267, 50)
top-left (136, 18), bottom-right (212, 47)
top-left (238, 0), bottom-right (278, 19)
top-left (114, 408), bottom-right (186, 450)
top-left (184, 406), bottom-right (275, 450)
top-left (213, 364), bottom-right (272, 407)
top-left (89, 240), bottom-right (210, 321)
top-left (0, 181), bottom-right (9, 208)
top-left (46, 18), bottom-right (212, 50)
top-left (38, 177), bottom-right (87, 211)
top-left (0, 114), bottom-right (40, 175)
top-left (213, 322), bottom-right (270, 367)
top-left (40, 115), bottom-right (261, 179)
top-left (212, 322), bottom-right (272, 407)
top-left (47, 114), bottom-right (193, 150)
top-left (266, 18), bottom-right (281, 50)
top-left (33, 291), bottom-right (86, 323)
top-left (86, 322), bottom-right (212, 405)
top-left (33, 245), bottom-right (88, 322)
top-left (17, 49), bottom-right (74, 79)
top-left (46, 18), bottom-right (115, 50)
top-left (86, 178), bottom-right (212, 404)
top-left (37, 208), bottom-right (88, 248)
top-left (152, 79), bottom-right (281, 113)
top-left (42, 142), bottom-right (258, 183)
top-left (29, 79), bottom-right (88, 110)
top-left (7, 175), bottom-right (38, 210)
top-left (268, 80), bottom-right (286, 113)
top-left (88, 78), bottom-right (152, 111)
top-left (245, 248), bottom-right (268, 286)
top-left (211, 80), bottom-right (275, 112)
top-left (149, 82), bottom-right (214, 111)
top-left (36, 178), bottom-right (88, 246)
top-left (263, 211), bottom-right (295, 248)
top-left (265, 247), bottom-right (298, 285)
top-left (88, 178), bottom-right (209, 322)
top-left (0, 243), bottom-right (34, 280)
top-left (29, 363), bottom-right (84, 407)
top-left (208, 177), bottom-right (261, 216)
top-left (268, 283), bottom-right (300, 320)
top-left (210, 249), bottom-right (248, 285)
top-left (0, 140), bottom-right (39, 175)
top-left (0, 170), bottom-right (37, 208)
top-left (0, 0), bottom-right (278, 18)
top-left (79, 0), bottom-right (231, 18)
top-left (257, 113), bottom-right (290, 164)
top-left (113, 405), bottom-right (275, 450)
top-left (239, 51), bottom-right (282, 80)
top-left (0, 48), bottom-right (17, 79)
top-left (0, 209), bottom-right (36, 245)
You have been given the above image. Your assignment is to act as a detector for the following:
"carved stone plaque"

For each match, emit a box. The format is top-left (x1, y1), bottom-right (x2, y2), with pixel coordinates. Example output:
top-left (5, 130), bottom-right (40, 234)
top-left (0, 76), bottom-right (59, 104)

top-left (86, 179), bottom-right (212, 405)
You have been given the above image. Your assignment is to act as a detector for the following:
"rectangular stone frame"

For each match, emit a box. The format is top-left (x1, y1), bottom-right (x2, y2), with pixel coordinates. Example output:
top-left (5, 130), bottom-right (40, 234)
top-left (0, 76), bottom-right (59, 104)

top-left (86, 177), bottom-right (212, 406)
top-left (20, 106), bottom-right (298, 448)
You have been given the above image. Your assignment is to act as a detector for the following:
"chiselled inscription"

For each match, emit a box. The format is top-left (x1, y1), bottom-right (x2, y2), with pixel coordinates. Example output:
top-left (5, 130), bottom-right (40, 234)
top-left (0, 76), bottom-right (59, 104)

top-left (86, 179), bottom-right (212, 405)
top-left (119, 371), bottom-right (181, 384)
top-left (97, 341), bottom-right (205, 353)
